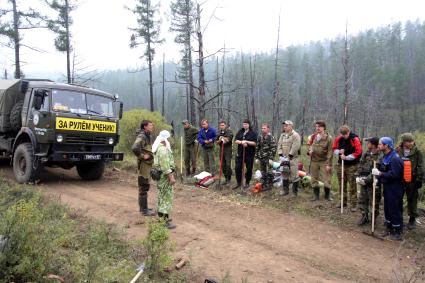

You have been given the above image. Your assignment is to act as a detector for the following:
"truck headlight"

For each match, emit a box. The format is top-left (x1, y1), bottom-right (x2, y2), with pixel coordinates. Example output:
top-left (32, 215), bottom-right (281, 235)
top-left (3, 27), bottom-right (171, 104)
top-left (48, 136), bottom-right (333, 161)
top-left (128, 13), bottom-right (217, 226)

top-left (56, 135), bottom-right (64, 143)
top-left (108, 137), bottom-right (114, 145)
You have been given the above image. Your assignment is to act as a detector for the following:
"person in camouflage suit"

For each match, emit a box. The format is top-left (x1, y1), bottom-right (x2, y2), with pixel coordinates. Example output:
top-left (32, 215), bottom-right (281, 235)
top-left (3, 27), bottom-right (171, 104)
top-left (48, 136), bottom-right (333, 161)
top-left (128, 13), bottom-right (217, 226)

top-left (255, 123), bottom-right (277, 191)
top-left (216, 120), bottom-right (234, 185)
top-left (131, 120), bottom-right (156, 216)
top-left (182, 120), bottom-right (199, 176)
top-left (355, 137), bottom-right (382, 225)
top-left (152, 130), bottom-right (177, 229)
top-left (397, 133), bottom-right (424, 230)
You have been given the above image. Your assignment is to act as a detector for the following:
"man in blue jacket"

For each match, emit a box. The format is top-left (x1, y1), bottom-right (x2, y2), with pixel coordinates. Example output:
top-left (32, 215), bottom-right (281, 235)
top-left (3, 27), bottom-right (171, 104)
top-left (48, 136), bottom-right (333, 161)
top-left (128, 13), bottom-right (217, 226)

top-left (198, 119), bottom-right (217, 175)
top-left (372, 137), bottom-right (404, 241)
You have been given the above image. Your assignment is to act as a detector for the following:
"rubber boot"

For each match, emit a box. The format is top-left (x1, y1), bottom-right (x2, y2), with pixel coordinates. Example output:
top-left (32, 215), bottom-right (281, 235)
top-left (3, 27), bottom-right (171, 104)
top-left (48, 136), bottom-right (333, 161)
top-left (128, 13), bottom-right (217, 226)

top-left (390, 227), bottom-right (403, 241)
top-left (357, 213), bottom-right (369, 226)
top-left (381, 224), bottom-right (392, 238)
top-left (185, 168), bottom-right (191, 177)
top-left (324, 187), bottom-right (331, 201)
top-left (232, 183), bottom-right (241, 190)
top-left (280, 180), bottom-right (290, 196)
top-left (311, 187), bottom-right (320, 201)
top-left (407, 216), bottom-right (416, 230)
top-left (140, 194), bottom-right (155, 216)
top-left (191, 167), bottom-right (197, 175)
top-left (292, 181), bottom-right (299, 197)
top-left (164, 214), bottom-right (176, 229)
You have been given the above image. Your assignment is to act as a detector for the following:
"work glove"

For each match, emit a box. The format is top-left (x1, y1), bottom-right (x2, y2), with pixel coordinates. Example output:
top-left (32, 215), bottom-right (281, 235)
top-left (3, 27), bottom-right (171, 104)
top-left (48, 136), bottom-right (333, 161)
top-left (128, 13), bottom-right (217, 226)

top-left (344, 154), bottom-right (355, 161)
top-left (355, 177), bottom-right (366, 186)
top-left (371, 168), bottom-right (381, 176)
top-left (255, 159), bottom-right (260, 165)
top-left (333, 149), bottom-right (340, 156)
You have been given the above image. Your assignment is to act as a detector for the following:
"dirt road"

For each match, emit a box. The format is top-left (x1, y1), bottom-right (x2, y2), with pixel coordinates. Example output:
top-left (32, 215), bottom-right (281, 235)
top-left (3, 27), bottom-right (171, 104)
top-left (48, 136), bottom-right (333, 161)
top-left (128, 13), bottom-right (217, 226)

top-left (1, 163), bottom-right (421, 282)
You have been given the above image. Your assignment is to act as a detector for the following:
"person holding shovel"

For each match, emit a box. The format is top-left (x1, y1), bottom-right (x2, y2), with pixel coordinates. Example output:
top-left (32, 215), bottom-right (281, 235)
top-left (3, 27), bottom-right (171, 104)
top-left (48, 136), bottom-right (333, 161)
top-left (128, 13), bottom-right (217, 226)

top-left (396, 133), bottom-right (423, 230)
top-left (233, 119), bottom-right (258, 191)
top-left (152, 130), bottom-right (177, 229)
top-left (216, 120), bottom-right (234, 185)
top-left (356, 137), bottom-right (382, 225)
top-left (332, 125), bottom-right (363, 211)
top-left (182, 120), bottom-right (199, 176)
top-left (197, 119), bottom-right (217, 175)
top-left (372, 137), bottom-right (404, 240)
top-left (307, 120), bottom-right (333, 201)
top-left (255, 123), bottom-right (277, 192)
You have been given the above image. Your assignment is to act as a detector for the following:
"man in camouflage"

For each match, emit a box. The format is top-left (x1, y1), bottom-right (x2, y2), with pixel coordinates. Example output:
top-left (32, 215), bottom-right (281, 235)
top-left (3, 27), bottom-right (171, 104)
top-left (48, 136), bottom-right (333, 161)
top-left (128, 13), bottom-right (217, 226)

top-left (255, 123), bottom-right (277, 191)
top-left (277, 120), bottom-right (301, 196)
top-left (216, 120), bottom-right (234, 185)
top-left (397, 133), bottom-right (424, 230)
top-left (356, 137), bottom-right (382, 225)
top-left (131, 120), bottom-right (156, 216)
top-left (307, 120), bottom-right (333, 201)
top-left (182, 120), bottom-right (199, 176)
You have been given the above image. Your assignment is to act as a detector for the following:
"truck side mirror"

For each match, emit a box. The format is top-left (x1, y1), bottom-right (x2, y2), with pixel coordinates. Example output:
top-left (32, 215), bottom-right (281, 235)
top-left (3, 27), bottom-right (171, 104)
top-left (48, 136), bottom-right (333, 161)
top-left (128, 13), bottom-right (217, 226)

top-left (33, 89), bottom-right (47, 111)
top-left (119, 101), bottom-right (123, 119)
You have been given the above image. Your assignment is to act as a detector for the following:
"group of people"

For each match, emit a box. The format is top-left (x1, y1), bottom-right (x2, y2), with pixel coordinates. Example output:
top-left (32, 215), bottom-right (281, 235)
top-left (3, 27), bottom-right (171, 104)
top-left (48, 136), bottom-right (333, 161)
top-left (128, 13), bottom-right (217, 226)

top-left (183, 118), bottom-right (423, 240)
top-left (131, 117), bottom-right (424, 240)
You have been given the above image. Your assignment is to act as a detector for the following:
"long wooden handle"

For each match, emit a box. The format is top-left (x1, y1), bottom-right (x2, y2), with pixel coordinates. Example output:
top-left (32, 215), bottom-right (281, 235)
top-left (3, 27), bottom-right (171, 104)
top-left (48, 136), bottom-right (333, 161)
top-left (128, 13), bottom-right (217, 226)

top-left (371, 161), bottom-right (376, 233)
top-left (341, 159), bottom-right (344, 214)
top-left (180, 137), bottom-right (183, 176)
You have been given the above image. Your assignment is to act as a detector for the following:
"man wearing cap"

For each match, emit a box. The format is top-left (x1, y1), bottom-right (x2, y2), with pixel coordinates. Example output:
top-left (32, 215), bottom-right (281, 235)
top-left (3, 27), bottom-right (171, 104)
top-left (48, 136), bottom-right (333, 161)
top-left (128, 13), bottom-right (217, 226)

top-left (216, 120), bottom-right (234, 185)
top-left (277, 120), bottom-right (301, 196)
top-left (332, 125), bottom-right (363, 211)
top-left (397, 133), bottom-right (423, 230)
top-left (197, 119), bottom-right (217, 175)
top-left (355, 137), bottom-right (382, 225)
top-left (255, 123), bottom-right (277, 191)
top-left (307, 120), bottom-right (333, 201)
top-left (182, 120), bottom-right (199, 176)
top-left (372, 137), bottom-right (404, 240)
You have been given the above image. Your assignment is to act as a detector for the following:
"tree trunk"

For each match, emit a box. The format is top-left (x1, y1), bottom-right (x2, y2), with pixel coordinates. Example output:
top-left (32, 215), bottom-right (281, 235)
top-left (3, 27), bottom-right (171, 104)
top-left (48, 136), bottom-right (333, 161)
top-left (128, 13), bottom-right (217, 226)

top-left (196, 3), bottom-right (206, 121)
top-left (65, 0), bottom-right (71, 83)
top-left (249, 55), bottom-right (258, 132)
top-left (271, 11), bottom-right (281, 136)
top-left (162, 53), bottom-right (165, 116)
top-left (12, 0), bottom-right (21, 79)
top-left (342, 24), bottom-right (350, 125)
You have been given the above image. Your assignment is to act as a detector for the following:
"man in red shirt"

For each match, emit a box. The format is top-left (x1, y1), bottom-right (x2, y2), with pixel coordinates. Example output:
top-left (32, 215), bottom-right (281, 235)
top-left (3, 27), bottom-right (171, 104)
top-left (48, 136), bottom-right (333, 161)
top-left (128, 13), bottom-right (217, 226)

top-left (332, 125), bottom-right (362, 211)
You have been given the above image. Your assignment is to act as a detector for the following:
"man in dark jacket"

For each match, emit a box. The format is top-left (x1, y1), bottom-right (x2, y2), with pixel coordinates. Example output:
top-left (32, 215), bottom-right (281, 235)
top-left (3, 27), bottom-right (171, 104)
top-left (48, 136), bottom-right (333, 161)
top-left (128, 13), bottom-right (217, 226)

top-left (182, 120), bottom-right (199, 176)
top-left (332, 125), bottom-right (363, 211)
top-left (216, 120), bottom-right (234, 185)
top-left (197, 119), bottom-right (217, 175)
top-left (372, 137), bottom-right (404, 241)
top-left (397, 133), bottom-right (424, 230)
top-left (233, 119), bottom-right (258, 190)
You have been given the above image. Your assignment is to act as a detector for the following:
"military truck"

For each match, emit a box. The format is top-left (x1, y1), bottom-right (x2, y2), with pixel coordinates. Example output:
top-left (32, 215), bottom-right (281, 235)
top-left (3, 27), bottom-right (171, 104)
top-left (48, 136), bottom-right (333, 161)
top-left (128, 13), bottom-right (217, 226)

top-left (0, 79), bottom-right (124, 183)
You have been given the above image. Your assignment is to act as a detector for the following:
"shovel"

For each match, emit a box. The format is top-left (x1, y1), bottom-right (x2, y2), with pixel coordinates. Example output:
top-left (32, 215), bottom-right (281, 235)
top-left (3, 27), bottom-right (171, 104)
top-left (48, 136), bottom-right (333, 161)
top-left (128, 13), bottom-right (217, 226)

top-left (341, 159), bottom-right (344, 214)
top-left (130, 263), bottom-right (145, 283)
top-left (363, 161), bottom-right (383, 240)
top-left (180, 136), bottom-right (184, 183)
top-left (215, 141), bottom-right (225, 190)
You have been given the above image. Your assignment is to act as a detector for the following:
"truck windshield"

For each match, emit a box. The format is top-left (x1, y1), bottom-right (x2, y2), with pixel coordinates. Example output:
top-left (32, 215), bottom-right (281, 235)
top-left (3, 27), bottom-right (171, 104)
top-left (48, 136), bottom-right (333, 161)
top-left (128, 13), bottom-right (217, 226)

top-left (51, 89), bottom-right (116, 117)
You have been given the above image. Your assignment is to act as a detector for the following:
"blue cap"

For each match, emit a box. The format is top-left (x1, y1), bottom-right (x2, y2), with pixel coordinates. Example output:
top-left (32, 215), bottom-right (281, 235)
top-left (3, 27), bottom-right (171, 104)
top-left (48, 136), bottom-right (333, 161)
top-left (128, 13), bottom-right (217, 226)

top-left (380, 137), bottom-right (394, 149)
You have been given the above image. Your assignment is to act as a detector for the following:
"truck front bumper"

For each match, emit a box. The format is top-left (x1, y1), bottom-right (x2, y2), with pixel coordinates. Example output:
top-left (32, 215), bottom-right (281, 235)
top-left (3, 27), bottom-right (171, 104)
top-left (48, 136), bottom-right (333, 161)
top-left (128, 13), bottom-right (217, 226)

top-left (49, 152), bottom-right (124, 162)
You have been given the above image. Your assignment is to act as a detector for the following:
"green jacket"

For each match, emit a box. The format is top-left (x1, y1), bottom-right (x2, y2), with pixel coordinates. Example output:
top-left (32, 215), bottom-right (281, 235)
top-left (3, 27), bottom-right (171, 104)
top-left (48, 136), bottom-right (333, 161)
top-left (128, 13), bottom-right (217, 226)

top-left (216, 128), bottom-right (234, 150)
top-left (132, 130), bottom-right (153, 178)
top-left (356, 150), bottom-right (382, 185)
top-left (398, 144), bottom-right (424, 182)
top-left (255, 133), bottom-right (277, 160)
top-left (184, 125), bottom-right (199, 146)
top-left (310, 131), bottom-right (333, 164)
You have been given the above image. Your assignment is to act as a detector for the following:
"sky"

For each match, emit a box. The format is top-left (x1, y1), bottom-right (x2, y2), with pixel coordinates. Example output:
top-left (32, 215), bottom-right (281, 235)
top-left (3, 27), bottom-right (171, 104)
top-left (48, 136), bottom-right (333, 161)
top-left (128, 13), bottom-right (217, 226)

top-left (0, 0), bottom-right (424, 77)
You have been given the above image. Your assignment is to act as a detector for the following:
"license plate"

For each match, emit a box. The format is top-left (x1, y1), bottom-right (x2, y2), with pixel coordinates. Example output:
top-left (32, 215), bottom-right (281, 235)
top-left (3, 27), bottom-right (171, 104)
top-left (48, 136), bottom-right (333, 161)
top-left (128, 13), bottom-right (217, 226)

top-left (84, 154), bottom-right (102, 160)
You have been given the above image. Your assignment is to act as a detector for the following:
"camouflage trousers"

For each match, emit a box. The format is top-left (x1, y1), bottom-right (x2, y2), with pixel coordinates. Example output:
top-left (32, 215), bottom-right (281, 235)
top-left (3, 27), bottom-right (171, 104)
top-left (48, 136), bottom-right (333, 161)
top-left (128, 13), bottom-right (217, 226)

top-left (336, 164), bottom-right (358, 207)
top-left (310, 160), bottom-right (331, 190)
top-left (157, 174), bottom-right (174, 215)
top-left (260, 160), bottom-right (273, 187)
top-left (359, 184), bottom-right (381, 215)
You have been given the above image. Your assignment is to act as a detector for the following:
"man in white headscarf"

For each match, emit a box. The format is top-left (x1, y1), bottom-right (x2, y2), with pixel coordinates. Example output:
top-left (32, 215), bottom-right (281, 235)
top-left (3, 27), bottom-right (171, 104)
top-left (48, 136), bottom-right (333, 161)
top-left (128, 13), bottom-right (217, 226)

top-left (153, 130), bottom-right (177, 229)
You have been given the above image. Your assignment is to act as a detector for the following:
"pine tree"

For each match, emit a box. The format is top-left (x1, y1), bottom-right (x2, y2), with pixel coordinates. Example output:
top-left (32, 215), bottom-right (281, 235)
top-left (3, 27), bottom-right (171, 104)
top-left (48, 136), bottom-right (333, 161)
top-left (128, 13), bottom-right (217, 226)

top-left (129, 0), bottom-right (164, 112)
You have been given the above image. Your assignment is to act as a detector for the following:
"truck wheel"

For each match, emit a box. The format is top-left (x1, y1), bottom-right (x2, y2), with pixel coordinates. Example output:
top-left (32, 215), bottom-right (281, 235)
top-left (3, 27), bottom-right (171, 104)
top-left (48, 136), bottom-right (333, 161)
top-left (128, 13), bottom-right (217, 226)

top-left (13, 143), bottom-right (40, 184)
top-left (76, 161), bottom-right (105, 181)
top-left (10, 100), bottom-right (24, 132)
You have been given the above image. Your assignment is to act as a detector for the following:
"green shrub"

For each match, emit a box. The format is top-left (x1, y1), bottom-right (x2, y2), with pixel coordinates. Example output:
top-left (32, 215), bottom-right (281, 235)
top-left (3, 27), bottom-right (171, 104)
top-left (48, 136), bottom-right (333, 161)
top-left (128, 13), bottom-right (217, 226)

top-left (117, 109), bottom-right (172, 153)
top-left (0, 179), bottom-right (137, 283)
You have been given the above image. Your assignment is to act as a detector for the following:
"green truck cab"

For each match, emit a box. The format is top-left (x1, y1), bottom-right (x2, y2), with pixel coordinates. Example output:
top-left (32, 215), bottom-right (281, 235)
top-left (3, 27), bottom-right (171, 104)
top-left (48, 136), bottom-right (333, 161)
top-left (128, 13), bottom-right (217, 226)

top-left (0, 79), bottom-right (124, 183)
